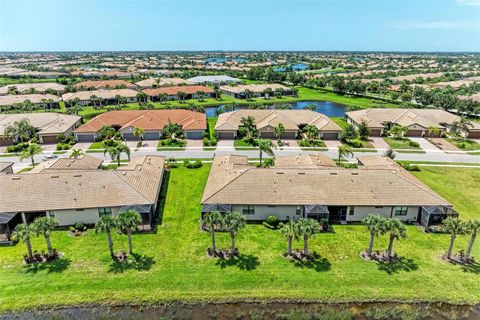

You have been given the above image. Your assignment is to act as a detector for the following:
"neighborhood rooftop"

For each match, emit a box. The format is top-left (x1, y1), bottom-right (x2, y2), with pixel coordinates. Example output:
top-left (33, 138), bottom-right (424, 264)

top-left (0, 113), bottom-right (81, 136)
top-left (0, 94), bottom-right (60, 106)
top-left (142, 85), bottom-right (214, 96)
top-left (62, 88), bottom-right (139, 102)
top-left (0, 83), bottom-right (65, 95)
top-left (201, 155), bottom-right (451, 207)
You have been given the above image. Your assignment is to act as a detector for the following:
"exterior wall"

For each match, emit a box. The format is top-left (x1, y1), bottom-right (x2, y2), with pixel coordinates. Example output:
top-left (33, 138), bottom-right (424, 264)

top-left (185, 130), bottom-right (204, 139)
top-left (75, 133), bottom-right (96, 142)
top-left (231, 205), bottom-right (301, 221)
top-left (346, 206), bottom-right (419, 222)
top-left (217, 131), bottom-right (236, 139)
top-left (48, 207), bottom-right (121, 226)
top-left (39, 134), bottom-right (59, 144)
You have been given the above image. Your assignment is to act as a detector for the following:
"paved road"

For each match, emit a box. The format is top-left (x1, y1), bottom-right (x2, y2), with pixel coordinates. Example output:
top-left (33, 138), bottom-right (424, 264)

top-left (5, 146), bottom-right (480, 171)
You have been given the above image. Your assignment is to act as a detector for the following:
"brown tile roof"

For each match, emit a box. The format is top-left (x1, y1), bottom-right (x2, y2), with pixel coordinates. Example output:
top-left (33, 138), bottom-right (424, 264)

top-left (75, 110), bottom-right (206, 133)
top-left (62, 89), bottom-right (139, 102)
top-left (41, 155), bottom-right (103, 171)
top-left (74, 80), bottom-right (136, 90)
top-left (274, 154), bottom-right (336, 168)
top-left (215, 110), bottom-right (341, 132)
top-left (0, 162), bottom-right (13, 174)
top-left (142, 85), bottom-right (214, 96)
top-left (0, 156), bottom-right (165, 213)
top-left (0, 113), bottom-right (81, 137)
top-left (201, 155), bottom-right (451, 207)
top-left (135, 78), bottom-right (192, 88)
top-left (0, 94), bottom-right (60, 106)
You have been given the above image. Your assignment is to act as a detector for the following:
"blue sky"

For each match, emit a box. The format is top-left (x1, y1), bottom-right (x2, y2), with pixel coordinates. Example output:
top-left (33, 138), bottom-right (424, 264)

top-left (1, 0), bottom-right (479, 52)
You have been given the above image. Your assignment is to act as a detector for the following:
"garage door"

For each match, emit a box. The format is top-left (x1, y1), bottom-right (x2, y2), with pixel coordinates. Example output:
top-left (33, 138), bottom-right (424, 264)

top-left (370, 129), bottom-right (382, 137)
top-left (406, 130), bottom-right (423, 137)
top-left (281, 132), bottom-right (297, 139)
top-left (76, 134), bottom-right (95, 142)
top-left (122, 133), bottom-right (136, 141)
top-left (259, 132), bottom-right (275, 139)
top-left (144, 132), bottom-right (161, 140)
top-left (185, 131), bottom-right (203, 139)
top-left (217, 132), bottom-right (235, 140)
top-left (468, 131), bottom-right (480, 139)
top-left (41, 135), bottom-right (58, 144)
top-left (322, 132), bottom-right (339, 140)
top-left (0, 137), bottom-right (14, 146)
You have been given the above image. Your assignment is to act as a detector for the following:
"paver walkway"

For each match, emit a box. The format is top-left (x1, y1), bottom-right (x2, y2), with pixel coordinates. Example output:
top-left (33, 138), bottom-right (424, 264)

top-left (324, 140), bottom-right (342, 149)
top-left (409, 137), bottom-right (442, 152)
top-left (369, 137), bottom-right (390, 150)
top-left (186, 139), bottom-right (203, 148)
top-left (217, 139), bottom-right (234, 148)
top-left (428, 138), bottom-right (461, 152)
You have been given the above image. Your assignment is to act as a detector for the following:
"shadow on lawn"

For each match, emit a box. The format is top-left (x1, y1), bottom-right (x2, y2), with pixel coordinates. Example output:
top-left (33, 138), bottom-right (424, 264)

top-left (155, 170), bottom-right (170, 226)
top-left (24, 257), bottom-right (71, 274)
top-left (215, 254), bottom-right (260, 271)
top-left (376, 257), bottom-right (418, 275)
top-left (458, 262), bottom-right (480, 274)
top-left (289, 252), bottom-right (331, 272)
top-left (108, 253), bottom-right (156, 274)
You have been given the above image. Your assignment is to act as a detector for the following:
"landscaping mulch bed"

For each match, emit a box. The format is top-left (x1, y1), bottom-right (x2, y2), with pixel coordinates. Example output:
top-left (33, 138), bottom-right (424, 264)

top-left (441, 252), bottom-right (476, 265)
top-left (284, 249), bottom-right (317, 261)
top-left (360, 250), bottom-right (399, 262)
top-left (207, 248), bottom-right (239, 259)
top-left (67, 230), bottom-right (88, 237)
top-left (23, 250), bottom-right (63, 265)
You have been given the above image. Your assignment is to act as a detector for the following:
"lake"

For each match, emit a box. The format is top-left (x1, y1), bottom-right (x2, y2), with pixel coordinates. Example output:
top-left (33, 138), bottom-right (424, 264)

top-left (205, 100), bottom-right (346, 118)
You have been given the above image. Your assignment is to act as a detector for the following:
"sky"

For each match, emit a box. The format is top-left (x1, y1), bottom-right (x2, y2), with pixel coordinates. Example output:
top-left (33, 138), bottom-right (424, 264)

top-left (0, 0), bottom-right (480, 52)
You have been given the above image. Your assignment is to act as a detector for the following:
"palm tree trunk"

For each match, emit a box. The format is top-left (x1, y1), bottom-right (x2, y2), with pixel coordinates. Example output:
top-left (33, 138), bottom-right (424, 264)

top-left (230, 232), bottom-right (236, 252)
top-left (368, 232), bottom-right (375, 256)
top-left (465, 232), bottom-right (476, 260)
top-left (31, 156), bottom-right (35, 168)
top-left (127, 230), bottom-right (133, 255)
top-left (303, 235), bottom-right (309, 256)
top-left (117, 156), bottom-right (121, 167)
top-left (447, 234), bottom-right (456, 258)
top-left (107, 230), bottom-right (114, 258)
top-left (287, 236), bottom-right (292, 256)
top-left (387, 234), bottom-right (395, 258)
top-left (259, 150), bottom-right (263, 166)
top-left (210, 229), bottom-right (216, 251)
top-left (45, 234), bottom-right (53, 255)
top-left (25, 238), bottom-right (33, 260)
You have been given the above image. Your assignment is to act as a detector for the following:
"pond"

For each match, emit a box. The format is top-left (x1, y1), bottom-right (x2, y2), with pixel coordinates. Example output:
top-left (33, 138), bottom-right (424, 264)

top-left (205, 100), bottom-right (346, 118)
top-left (274, 63), bottom-right (308, 72)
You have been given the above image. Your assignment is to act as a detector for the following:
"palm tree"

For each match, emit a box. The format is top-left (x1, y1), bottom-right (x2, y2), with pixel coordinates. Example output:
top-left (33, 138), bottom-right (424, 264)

top-left (244, 89), bottom-right (254, 101)
top-left (176, 91), bottom-right (187, 103)
top-left (464, 220), bottom-right (480, 260)
top-left (20, 143), bottom-right (43, 167)
top-left (11, 224), bottom-right (33, 261)
top-left (302, 125), bottom-right (319, 144)
top-left (70, 149), bottom-right (84, 159)
top-left (337, 144), bottom-right (353, 164)
top-left (273, 123), bottom-right (285, 142)
top-left (274, 87), bottom-right (284, 99)
top-left (450, 117), bottom-right (473, 140)
top-left (116, 210), bottom-right (142, 255)
top-left (281, 220), bottom-right (299, 256)
top-left (104, 144), bottom-right (131, 166)
top-left (95, 215), bottom-right (117, 258)
top-left (158, 93), bottom-right (168, 104)
top-left (296, 218), bottom-right (321, 256)
top-left (90, 95), bottom-right (99, 109)
top-left (383, 218), bottom-right (407, 258)
top-left (362, 215), bottom-right (386, 256)
top-left (162, 121), bottom-right (183, 141)
top-left (31, 216), bottom-right (58, 255)
top-left (240, 116), bottom-right (256, 140)
top-left (133, 127), bottom-right (144, 141)
top-left (97, 125), bottom-right (116, 141)
top-left (389, 125), bottom-right (408, 139)
top-left (427, 126), bottom-right (441, 137)
top-left (443, 217), bottom-right (465, 259)
top-left (4, 119), bottom-right (36, 143)
top-left (255, 139), bottom-right (274, 167)
top-left (262, 87), bottom-right (273, 99)
top-left (195, 90), bottom-right (205, 102)
top-left (223, 211), bottom-right (246, 253)
top-left (203, 211), bottom-right (223, 252)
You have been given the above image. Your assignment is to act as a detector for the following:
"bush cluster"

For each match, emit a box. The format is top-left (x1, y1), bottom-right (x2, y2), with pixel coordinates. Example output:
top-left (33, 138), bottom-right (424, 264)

top-left (183, 159), bottom-right (203, 169)
top-left (203, 137), bottom-right (218, 147)
top-left (6, 142), bottom-right (29, 153)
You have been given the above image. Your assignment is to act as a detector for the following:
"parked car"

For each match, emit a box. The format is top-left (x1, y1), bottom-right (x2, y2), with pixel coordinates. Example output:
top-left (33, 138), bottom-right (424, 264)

top-left (42, 154), bottom-right (59, 161)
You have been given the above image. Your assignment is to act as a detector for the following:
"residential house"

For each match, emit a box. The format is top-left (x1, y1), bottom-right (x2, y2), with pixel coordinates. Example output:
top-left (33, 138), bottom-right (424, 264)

top-left (0, 94), bottom-right (60, 109)
top-left (62, 89), bottom-right (139, 106)
top-left (220, 84), bottom-right (294, 99)
top-left (214, 110), bottom-right (342, 140)
top-left (0, 83), bottom-right (65, 96)
top-left (201, 155), bottom-right (457, 226)
top-left (73, 80), bottom-right (137, 90)
top-left (142, 85), bottom-right (214, 101)
top-left (135, 78), bottom-right (192, 89)
top-left (74, 109), bottom-right (207, 141)
top-left (0, 155), bottom-right (165, 242)
top-left (346, 108), bottom-right (480, 138)
top-left (0, 113), bottom-right (81, 145)
top-left (187, 75), bottom-right (242, 85)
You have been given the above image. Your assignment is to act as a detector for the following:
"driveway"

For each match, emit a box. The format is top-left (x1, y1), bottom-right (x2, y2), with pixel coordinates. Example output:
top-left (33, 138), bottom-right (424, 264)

top-left (41, 144), bottom-right (58, 152)
top-left (73, 142), bottom-right (93, 150)
top-left (409, 137), bottom-right (442, 152)
top-left (186, 139), bottom-right (203, 149)
top-left (217, 139), bottom-right (234, 148)
top-left (369, 137), bottom-right (389, 150)
top-left (278, 139), bottom-right (299, 148)
top-left (428, 138), bottom-right (461, 152)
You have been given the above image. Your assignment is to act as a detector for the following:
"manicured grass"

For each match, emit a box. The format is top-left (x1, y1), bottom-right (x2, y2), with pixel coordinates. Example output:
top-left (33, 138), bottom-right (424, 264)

top-left (156, 139), bottom-right (186, 151)
top-left (446, 138), bottom-right (480, 151)
top-left (85, 141), bottom-right (105, 153)
top-left (234, 139), bottom-right (257, 150)
top-left (16, 167), bottom-right (33, 174)
top-left (331, 116), bottom-right (348, 129)
top-left (412, 167), bottom-right (480, 220)
top-left (384, 137), bottom-right (422, 150)
top-left (344, 139), bottom-right (375, 149)
top-left (53, 150), bottom-right (67, 155)
top-left (203, 117), bottom-right (218, 151)
top-left (299, 139), bottom-right (327, 150)
top-left (0, 165), bottom-right (479, 312)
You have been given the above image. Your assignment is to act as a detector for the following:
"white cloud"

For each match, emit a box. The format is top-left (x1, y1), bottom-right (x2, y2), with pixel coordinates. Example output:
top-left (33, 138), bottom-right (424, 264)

top-left (392, 20), bottom-right (480, 30)
top-left (456, 0), bottom-right (480, 7)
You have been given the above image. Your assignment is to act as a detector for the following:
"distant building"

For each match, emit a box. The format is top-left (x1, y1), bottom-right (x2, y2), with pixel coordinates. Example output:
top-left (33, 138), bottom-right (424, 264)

top-left (74, 80), bottom-right (137, 90)
top-left (0, 83), bottom-right (65, 96)
top-left (74, 110), bottom-right (207, 141)
top-left (142, 85), bottom-right (214, 101)
top-left (135, 78), bottom-right (192, 89)
top-left (0, 113), bottom-right (81, 145)
top-left (0, 94), bottom-right (60, 108)
top-left (187, 75), bottom-right (242, 85)
top-left (62, 89), bottom-right (139, 106)
top-left (220, 83), bottom-right (294, 99)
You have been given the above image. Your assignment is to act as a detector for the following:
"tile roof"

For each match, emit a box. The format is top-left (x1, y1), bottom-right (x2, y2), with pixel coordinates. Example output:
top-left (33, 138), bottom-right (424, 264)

top-left (0, 94), bottom-right (60, 106)
top-left (201, 155), bottom-right (451, 207)
top-left (215, 110), bottom-right (341, 132)
top-left (135, 78), bottom-right (192, 88)
top-left (187, 75), bottom-right (241, 84)
top-left (0, 156), bottom-right (165, 213)
top-left (62, 89), bottom-right (139, 102)
top-left (41, 154), bottom-right (103, 171)
top-left (0, 83), bottom-right (65, 95)
top-left (220, 83), bottom-right (291, 94)
top-left (74, 80), bottom-right (136, 90)
top-left (75, 110), bottom-right (206, 133)
top-left (142, 85), bottom-right (214, 96)
top-left (0, 113), bottom-right (81, 137)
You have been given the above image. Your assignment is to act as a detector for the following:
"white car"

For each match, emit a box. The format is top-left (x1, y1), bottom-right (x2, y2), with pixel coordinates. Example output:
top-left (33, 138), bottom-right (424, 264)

top-left (42, 154), bottom-right (59, 161)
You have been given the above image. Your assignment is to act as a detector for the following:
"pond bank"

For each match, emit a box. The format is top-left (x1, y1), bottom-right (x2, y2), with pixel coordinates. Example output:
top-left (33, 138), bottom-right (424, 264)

top-left (1, 301), bottom-right (479, 320)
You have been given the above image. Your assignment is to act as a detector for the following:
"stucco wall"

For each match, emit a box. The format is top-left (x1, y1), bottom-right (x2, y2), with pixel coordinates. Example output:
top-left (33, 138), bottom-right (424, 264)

top-left (346, 206), bottom-right (419, 222)
top-left (48, 207), bottom-right (121, 226)
top-left (231, 205), bottom-right (302, 221)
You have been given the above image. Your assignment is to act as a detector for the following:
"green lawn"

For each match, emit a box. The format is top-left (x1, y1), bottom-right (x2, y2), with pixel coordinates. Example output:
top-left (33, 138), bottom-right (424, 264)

top-left (204, 117), bottom-right (218, 150)
top-left (331, 117), bottom-right (348, 129)
top-left (86, 141), bottom-right (105, 153)
top-left (156, 139), bottom-right (186, 151)
top-left (0, 166), bottom-right (479, 311)
top-left (234, 139), bottom-right (257, 150)
top-left (384, 137), bottom-right (422, 151)
top-left (446, 138), bottom-right (480, 151)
